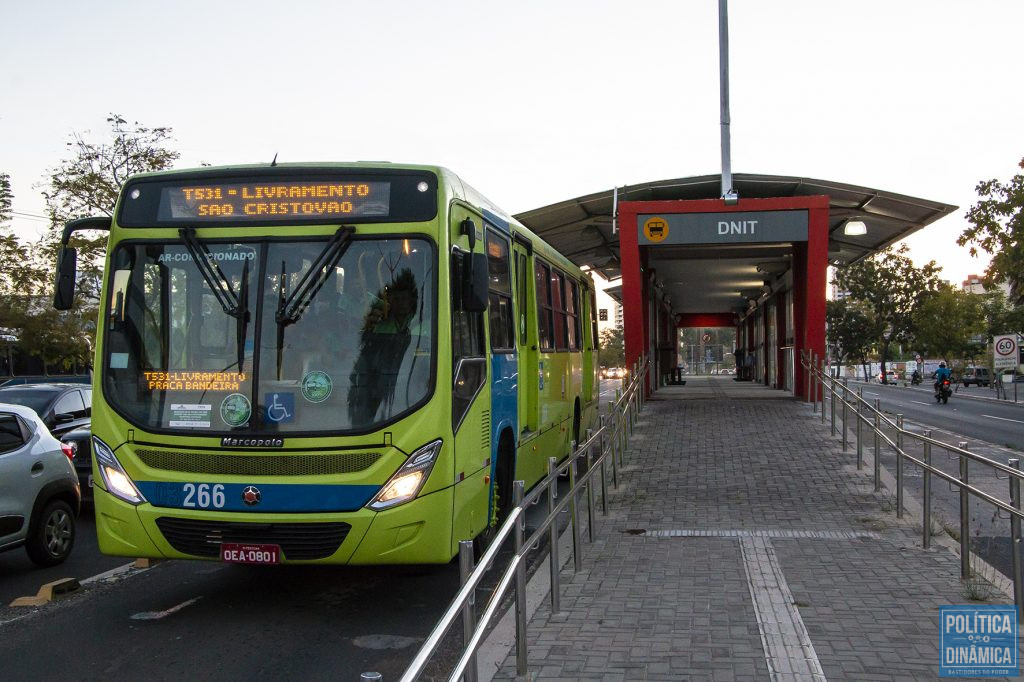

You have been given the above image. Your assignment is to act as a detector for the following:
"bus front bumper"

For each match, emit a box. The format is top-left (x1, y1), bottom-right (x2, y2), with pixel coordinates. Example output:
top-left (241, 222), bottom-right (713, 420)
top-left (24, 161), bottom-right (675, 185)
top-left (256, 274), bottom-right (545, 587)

top-left (94, 486), bottom-right (455, 564)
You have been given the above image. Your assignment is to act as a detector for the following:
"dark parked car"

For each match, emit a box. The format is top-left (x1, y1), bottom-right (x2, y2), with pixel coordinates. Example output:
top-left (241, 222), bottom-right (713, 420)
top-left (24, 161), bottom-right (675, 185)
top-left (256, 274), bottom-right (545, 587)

top-left (0, 383), bottom-right (92, 439)
top-left (60, 425), bottom-right (93, 504)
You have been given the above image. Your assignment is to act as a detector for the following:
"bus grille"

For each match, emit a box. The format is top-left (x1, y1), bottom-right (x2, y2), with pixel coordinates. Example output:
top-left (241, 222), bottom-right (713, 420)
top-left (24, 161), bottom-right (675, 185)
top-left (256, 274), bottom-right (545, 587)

top-left (155, 517), bottom-right (351, 560)
top-left (135, 450), bottom-right (380, 476)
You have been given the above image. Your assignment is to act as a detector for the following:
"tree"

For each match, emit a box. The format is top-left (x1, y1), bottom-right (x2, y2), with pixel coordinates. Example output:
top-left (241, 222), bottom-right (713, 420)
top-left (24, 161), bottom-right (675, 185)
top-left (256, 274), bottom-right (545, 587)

top-left (598, 327), bottom-right (625, 368)
top-left (0, 173), bottom-right (35, 297)
top-left (826, 298), bottom-right (875, 379)
top-left (980, 290), bottom-right (1024, 339)
top-left (833, 244), bottom-right (944, 384)
top-left (960, 157), bottom-right (1024, 305)
top-left (912, 287), bottom-right (986, 369)
top-left (41, 114), bottom-right (179, 304)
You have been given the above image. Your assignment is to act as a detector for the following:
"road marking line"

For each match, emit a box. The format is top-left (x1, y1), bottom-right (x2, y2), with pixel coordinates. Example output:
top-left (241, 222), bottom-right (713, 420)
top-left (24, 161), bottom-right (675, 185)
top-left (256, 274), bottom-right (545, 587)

top-left (80, 561), bottom-right (139, 585)
top-left (982, 414), bottom-right (1024, 424)
top-left (911, 401), bottom-right (930, 406)
top-left (131, 596), bottom-right (201, 620)
top-left (740, 536), bottom-right (826, 680)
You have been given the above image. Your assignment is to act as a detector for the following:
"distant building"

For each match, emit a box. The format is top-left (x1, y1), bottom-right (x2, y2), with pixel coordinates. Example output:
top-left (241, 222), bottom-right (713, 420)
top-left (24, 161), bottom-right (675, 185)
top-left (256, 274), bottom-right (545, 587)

top-left (830, 281), bottom-right (850, 302)
top-left (962, 273), bottom-right (1012, 297)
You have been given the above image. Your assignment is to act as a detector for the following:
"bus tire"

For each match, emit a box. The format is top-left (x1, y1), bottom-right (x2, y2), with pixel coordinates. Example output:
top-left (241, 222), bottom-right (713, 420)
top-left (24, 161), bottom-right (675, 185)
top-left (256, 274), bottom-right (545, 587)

top-left (475, 432), bottom-right (515, 559)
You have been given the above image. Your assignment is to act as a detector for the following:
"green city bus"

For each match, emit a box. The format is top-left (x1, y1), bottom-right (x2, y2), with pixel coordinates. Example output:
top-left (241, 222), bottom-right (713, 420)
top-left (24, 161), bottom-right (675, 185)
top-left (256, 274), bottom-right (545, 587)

top-left (54, 163), bottom-right (599, 564)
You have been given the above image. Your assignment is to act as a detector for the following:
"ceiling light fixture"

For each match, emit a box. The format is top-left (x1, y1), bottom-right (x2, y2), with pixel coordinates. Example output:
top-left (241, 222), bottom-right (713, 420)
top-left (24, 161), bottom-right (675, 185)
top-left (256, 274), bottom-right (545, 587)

top-left (843, 220), bottom-right (867, 236)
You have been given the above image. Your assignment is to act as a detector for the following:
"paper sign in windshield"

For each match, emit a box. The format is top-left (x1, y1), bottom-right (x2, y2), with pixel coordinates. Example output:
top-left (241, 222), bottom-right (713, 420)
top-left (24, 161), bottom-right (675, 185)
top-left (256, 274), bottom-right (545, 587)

top-left (169, 404), bottom-right (212, 428)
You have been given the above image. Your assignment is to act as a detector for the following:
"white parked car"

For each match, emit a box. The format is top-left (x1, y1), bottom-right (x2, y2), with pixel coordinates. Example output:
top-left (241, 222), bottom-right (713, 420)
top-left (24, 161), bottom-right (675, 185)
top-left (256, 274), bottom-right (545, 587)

top-left (0, 403), bottom-right (81, 566)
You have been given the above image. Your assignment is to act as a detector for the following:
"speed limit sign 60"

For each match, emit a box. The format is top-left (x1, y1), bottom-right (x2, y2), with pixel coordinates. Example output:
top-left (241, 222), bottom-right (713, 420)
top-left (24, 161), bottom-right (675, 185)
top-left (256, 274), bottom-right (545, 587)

top-left (994, 334), bottom-right (1019, 370)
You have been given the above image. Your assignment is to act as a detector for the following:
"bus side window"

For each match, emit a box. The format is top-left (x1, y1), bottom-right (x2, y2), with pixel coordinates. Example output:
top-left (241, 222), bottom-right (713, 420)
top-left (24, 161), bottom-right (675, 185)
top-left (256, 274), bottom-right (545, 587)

top-left (517, 253), bottom-right (527, 345)
top-left (535, 261), bottom-right (554, 351)
top-left (452, 243), bottom-right (486, 430)
top-left (486, 231), bottom-right (514, 352)
top-left (565, 279), bottom-right (580, 351)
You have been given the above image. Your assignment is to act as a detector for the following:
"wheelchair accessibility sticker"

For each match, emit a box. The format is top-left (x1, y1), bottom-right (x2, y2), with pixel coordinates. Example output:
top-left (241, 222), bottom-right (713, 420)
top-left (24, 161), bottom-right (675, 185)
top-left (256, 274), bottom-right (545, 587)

top-left (265, 392), bottom-right (295, 423)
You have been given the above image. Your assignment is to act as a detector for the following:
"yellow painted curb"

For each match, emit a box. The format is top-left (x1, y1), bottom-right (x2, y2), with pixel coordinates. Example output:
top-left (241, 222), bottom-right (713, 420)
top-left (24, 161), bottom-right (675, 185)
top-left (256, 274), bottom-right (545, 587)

top-left (9, 577), bottom-right (81, 607)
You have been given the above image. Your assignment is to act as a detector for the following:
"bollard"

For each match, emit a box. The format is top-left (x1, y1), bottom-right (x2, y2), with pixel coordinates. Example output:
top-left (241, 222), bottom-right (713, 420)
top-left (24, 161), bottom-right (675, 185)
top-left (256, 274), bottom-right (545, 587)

top-left (513, 480), bottom-right (528, 676)
top-left (830, 370), bottom-right (836, 436)
top-left (873, 398), bottom-right (881, 492)
top-left (958, 442), bottom-right (970, 579)
top-left (1010, 459), bottom-right (1023, 624)
top-left (607, 403), bottom-right (618, 488)
top-left (923, 434), bottom-right (932, 549)
top-left (820, 358), bottom-right (827, 423)
top-left (856, 388), bottom-right (864, 470)
top-left (804, 352), bottom-right (811, 403)
top-left (547, 458), bottom-right (561, 616)
top-left (599, 425), bottom-right (609, 515)
top-left (568, 442), bottom-right (582, 573)
top-left (842, 378), bottom-right (849, 453)
top-left (811, 353), bottom-right (818, 413)
top-left (896, 414), bottom-right (904, 519)
top-left (585, 429), bottom-right (595, 542)
top-left (458, 541), bottom-right (479, 682)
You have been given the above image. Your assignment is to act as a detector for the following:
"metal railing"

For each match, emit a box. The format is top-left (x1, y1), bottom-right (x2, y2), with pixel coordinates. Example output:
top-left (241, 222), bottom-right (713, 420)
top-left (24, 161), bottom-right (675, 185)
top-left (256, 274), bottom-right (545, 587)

top-left (800, 352), bottom-right (1024, 622)
top-left (388, 357), bottom-right (650, 682)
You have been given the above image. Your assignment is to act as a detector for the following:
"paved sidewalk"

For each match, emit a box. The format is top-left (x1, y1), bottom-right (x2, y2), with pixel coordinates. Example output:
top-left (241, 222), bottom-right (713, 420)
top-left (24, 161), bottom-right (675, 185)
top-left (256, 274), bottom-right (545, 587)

top-left (491, 377), bottom-right (1022, 681)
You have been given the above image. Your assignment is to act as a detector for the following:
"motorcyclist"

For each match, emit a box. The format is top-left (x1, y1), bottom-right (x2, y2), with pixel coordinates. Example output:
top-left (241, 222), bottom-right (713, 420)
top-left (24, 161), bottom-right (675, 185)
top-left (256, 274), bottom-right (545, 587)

top-left (911, 369), bottom-right (922, 385)
top-left (934, 362), bottom-right (952, 392)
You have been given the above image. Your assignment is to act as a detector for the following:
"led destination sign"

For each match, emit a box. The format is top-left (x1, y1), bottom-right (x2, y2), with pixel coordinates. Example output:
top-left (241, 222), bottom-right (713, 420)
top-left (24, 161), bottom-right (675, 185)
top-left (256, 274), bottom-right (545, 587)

top-left (158, 180), bottom-right (391, 221)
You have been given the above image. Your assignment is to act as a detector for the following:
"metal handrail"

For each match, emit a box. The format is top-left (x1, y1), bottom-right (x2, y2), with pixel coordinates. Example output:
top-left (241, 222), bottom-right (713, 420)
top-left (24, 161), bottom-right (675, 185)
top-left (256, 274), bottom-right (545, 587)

top-left (398, 356), bottom-right (651, 681)
top-left (799, 352), bottom-right (1024, 622)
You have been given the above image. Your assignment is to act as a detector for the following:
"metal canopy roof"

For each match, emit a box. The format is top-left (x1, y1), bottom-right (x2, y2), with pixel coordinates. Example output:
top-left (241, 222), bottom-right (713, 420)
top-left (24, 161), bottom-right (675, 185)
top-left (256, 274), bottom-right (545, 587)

top-left (513, 173), bottom-right (958, 280)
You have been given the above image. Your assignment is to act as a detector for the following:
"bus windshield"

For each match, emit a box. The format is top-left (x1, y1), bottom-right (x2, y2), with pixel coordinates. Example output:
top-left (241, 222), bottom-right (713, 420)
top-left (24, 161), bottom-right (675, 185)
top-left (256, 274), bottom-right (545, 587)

top-left (103, 236), bottom-right (435, 435)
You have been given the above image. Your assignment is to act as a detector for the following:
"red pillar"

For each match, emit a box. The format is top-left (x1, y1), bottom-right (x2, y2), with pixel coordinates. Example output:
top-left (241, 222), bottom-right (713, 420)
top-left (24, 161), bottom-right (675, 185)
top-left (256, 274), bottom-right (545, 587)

top-left (620, 205), bottom-right (648, 394)
top-left (792, 204), bottom-right (829, 401)
top-left (775, 293), bottom-right (786, 389)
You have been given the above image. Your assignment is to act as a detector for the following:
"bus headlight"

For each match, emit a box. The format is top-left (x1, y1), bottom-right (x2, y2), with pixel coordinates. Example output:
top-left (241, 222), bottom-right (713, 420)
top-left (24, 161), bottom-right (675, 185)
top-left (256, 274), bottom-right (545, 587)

top-left (367, 439), bottom-right (442, 511)
top-left (92, 436), bottom-right (147, 506)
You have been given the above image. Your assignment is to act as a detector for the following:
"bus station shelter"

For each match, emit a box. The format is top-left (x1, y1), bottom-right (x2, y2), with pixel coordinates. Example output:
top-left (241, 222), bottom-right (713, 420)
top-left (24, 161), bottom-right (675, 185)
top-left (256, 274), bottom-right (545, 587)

top-left (515, 173), bottom-right (956, 401)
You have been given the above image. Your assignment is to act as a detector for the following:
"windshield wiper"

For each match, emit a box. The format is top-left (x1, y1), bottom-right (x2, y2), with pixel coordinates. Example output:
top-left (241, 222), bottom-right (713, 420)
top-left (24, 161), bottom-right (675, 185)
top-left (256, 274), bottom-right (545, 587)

top-left (179, 227), bottom-right (250, 367)
top-left (275, 226), bottom-right (355, 326)
top-left (274, 226), bottom-right (355, 379)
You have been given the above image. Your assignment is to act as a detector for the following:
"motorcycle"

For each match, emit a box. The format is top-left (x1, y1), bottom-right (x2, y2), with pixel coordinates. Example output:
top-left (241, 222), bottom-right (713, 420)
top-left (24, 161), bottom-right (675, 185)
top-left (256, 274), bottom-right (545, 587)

top-left (911, 371), bottom-right (922, 386)
top-left (935, 378), bottom-right (952, 404)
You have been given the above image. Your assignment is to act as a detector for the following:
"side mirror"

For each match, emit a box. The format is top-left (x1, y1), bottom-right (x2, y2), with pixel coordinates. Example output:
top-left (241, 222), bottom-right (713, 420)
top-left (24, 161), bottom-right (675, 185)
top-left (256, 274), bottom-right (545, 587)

top-left (53, 246), bottom-right (78, 311)
top-left (462, 252), bottom-right (488, 313)
top-left (53, 413), bottom-right (75, 425)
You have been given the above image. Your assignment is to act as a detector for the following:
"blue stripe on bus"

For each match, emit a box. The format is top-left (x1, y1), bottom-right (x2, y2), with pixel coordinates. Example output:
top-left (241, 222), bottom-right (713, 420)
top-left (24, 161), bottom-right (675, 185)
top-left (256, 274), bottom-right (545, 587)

top-left (490, 351), bottom-right (519, 504)
top-left (135, 481), bottom-right (380, 513)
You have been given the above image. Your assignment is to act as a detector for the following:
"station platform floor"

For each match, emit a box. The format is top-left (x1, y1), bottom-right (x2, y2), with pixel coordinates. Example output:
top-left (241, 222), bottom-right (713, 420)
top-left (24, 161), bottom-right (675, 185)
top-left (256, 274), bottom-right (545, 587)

top-left (489, 376), bottom-right (1022, 681)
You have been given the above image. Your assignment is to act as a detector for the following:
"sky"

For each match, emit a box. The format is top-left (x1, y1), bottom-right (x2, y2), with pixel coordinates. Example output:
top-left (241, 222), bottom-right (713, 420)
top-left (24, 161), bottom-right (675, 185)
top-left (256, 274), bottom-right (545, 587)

top-left (3, 0), bottom-right (1022, 286)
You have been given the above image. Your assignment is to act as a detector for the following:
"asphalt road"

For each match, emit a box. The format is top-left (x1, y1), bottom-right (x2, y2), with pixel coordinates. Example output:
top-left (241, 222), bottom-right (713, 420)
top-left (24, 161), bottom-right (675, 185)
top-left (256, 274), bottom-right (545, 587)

top-left (1, 380), bottom-right (625, 679)
top-left (848, 381), bottom-right (1024, 451)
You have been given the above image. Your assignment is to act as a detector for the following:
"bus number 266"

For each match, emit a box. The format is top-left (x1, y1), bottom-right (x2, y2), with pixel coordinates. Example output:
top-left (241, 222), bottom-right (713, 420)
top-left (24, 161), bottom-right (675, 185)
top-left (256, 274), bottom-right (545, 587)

top-left (182, 483), bottom-right (226, 509)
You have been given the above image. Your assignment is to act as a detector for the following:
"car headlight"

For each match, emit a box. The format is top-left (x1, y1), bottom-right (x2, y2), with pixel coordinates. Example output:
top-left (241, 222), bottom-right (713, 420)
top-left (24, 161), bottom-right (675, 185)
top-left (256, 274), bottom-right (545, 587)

top-left (92, 436), bottom-right (146, 505)
top-left (366, 439), bottom-right (442, 511)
